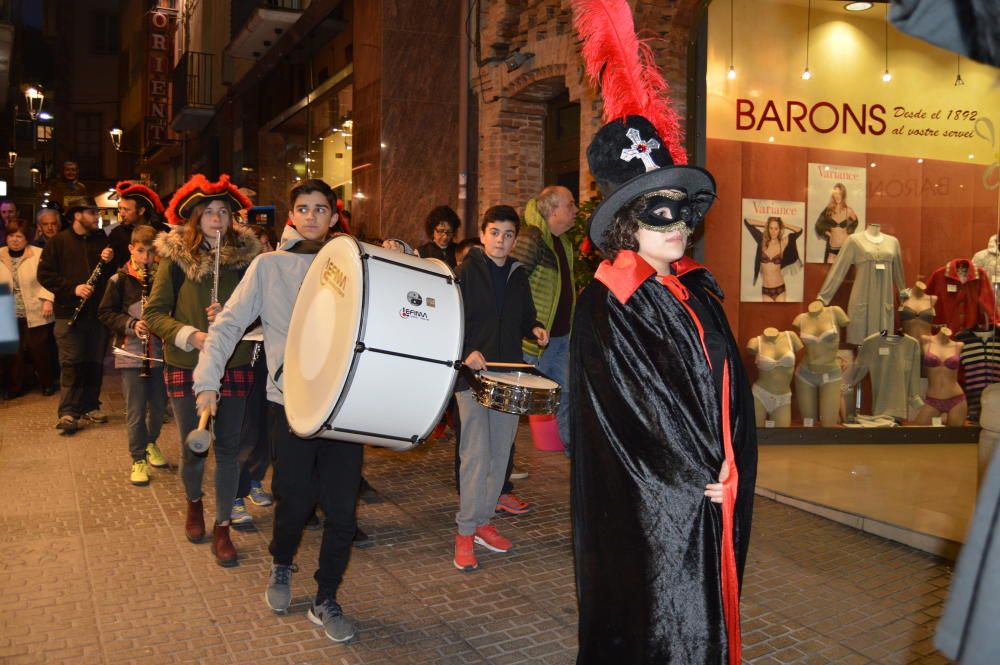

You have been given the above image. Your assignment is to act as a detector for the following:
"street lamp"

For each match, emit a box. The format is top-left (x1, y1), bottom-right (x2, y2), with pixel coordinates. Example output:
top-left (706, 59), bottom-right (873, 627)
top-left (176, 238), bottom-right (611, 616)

top-left (24, 86), bottom-right (44, 120)
top-left (109, 127), bottom-right (123, 151)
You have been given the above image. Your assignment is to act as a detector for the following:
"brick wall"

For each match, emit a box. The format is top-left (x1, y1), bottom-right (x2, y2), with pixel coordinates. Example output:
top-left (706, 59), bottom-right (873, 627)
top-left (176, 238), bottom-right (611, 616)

top-left (474, 0), bottom-right (703, 219)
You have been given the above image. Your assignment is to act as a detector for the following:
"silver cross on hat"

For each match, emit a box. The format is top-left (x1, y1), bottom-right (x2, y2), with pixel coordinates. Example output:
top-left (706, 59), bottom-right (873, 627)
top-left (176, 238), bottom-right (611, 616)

top-left (620, 128), bottom-right (661, 172)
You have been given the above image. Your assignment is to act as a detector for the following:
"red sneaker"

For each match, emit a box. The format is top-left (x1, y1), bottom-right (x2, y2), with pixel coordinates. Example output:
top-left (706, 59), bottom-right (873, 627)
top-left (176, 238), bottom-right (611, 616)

top-left (474, 524), bottom-right (512, 553)
top-left (454, 533), bottom-right (478, 571)
top-left (495, 492), bottom-right (531, 515)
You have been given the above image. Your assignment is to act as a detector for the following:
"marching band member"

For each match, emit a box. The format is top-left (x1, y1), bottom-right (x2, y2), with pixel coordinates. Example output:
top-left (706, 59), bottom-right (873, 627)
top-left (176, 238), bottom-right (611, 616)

top-left (98, 225), bottom-right (168, 486)
top-left (192, 179), bottom-right (360, 643)
top-left (453, 205), bottom-right (548, 572)
top-left (143, 174), bottom-right (260, 567)
top-left (37, 196), bottom-right (114, 434)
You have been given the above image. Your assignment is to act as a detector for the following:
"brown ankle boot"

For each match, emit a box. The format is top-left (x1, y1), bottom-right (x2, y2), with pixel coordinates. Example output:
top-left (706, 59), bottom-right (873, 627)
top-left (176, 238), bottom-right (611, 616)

top-left (211, 523), bottom-right (238, 567)
top-left (185, 499), bottom-right (206, 543)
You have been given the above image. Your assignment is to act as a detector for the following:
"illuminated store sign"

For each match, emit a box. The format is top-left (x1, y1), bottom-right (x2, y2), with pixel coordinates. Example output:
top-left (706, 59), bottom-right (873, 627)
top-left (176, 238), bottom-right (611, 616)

top-left (706, 1), bottom-right (998, 164)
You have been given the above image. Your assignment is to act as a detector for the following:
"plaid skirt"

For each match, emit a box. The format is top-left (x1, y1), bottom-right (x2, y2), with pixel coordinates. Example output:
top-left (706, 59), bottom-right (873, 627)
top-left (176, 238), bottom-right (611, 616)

top-left (164, 365), bottom-right (254, 399)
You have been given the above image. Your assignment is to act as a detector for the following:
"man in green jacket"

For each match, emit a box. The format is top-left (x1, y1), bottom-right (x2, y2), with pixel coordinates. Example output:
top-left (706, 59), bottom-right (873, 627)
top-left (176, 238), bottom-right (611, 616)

top-left (511, 185), bottom-right (577, 456)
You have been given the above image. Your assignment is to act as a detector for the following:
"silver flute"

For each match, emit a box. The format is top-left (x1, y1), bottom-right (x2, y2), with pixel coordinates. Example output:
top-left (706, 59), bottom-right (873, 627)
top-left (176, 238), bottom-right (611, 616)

top-left (211, 229), bottom-right (221, 304)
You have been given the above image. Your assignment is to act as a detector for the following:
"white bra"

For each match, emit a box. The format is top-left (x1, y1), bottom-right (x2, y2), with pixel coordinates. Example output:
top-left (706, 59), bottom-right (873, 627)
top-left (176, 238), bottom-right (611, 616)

top-left (756, 333), bottom-right (796, 371)
top-left (801, 328), bottom-right (839, 345)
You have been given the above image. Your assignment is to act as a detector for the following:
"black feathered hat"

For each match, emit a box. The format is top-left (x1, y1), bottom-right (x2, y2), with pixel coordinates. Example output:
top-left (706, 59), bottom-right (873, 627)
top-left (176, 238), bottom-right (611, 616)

top-left (586, 115), bottom-right (716, 254)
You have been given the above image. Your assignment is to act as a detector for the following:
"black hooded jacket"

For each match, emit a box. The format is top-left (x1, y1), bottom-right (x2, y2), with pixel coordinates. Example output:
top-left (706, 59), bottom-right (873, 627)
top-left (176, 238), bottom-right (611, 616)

top-left (455, 246), bottom-right (541, 390)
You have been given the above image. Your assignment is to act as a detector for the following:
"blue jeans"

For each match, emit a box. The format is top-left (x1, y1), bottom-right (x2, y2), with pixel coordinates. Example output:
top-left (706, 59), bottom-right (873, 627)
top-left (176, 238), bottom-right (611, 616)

top-left (121, 367), bottom-right (167, 462)
top-left (525, 334), bottom-right (571, 454)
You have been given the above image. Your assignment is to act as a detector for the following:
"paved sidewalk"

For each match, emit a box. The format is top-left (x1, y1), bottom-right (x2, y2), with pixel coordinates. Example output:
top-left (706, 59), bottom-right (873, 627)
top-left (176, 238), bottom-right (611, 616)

top-left (0, 380), bottom-right (958, 664)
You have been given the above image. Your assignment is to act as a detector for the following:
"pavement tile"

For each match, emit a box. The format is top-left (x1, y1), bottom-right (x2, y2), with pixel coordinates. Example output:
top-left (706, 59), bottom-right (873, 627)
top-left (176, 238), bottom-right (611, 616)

top-left (0, 381), bottom-right (961, 664)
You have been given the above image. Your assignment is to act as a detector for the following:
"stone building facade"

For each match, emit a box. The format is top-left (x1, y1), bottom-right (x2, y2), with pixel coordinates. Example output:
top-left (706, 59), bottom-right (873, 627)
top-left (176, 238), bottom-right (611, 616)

top-left (473, 0), bottom-right (705, 216)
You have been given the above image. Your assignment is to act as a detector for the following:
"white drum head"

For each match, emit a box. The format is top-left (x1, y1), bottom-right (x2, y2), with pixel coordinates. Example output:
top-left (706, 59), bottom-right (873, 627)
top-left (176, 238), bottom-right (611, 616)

top-left (481, 371), bottom-right (559, 389)
top-left (284, 236), bottom-right (365, 437)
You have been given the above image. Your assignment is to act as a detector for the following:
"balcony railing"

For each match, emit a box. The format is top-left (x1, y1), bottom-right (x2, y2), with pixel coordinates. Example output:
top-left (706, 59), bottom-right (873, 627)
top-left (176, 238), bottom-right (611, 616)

top-left (171, 51), bottom-right (214, 131)
top-left (172, 51), bottom-right (212, 111)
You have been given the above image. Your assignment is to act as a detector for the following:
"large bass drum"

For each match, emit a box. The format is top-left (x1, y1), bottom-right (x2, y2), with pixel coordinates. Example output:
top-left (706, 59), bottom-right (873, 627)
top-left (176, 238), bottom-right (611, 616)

top-left (284, 236), bottom-right (463, 451)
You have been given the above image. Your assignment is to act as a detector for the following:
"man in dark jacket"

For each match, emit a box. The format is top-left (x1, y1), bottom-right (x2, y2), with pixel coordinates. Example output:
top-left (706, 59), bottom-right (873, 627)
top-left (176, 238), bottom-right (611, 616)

top-left (37, 196), bottom-right (114, 434)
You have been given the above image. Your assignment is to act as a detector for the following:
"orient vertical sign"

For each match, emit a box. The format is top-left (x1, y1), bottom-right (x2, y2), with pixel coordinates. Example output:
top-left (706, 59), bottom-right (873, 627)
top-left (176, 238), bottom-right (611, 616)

top-left (146, 10), bottom-right (174, 148)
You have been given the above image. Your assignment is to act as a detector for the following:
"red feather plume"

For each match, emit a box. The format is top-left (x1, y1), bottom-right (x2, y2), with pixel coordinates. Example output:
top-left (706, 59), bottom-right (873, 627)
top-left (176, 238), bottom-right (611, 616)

top-left (572, 0), bottom-right (687, 165)
top-left (115, 180), bottom-right (165, 214)
top-left (165, 174), bottom-right (253, 226)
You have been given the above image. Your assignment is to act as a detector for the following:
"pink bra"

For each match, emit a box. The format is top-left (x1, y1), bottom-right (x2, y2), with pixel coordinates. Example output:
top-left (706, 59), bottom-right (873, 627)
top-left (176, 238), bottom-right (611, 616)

top-left (924, 352), bottom-right (960, 370)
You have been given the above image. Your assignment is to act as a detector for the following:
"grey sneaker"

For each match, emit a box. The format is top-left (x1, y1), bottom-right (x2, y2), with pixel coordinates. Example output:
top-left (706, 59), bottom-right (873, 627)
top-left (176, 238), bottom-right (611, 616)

top-left (83, 409), bottom-right (108, 424)
top-left (308, 597), bottom-right (355, 642)
top-left (230, 498), bottom-right (255, 532)
top-left (55, 415), bottom-right (79, 434)
top-left (265, 563), bottom-right (293, 614)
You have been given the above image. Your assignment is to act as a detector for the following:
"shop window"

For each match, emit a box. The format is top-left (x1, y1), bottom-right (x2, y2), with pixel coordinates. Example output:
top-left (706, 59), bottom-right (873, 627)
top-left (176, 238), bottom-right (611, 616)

top-left (703, 0), bottom-right (999, 431)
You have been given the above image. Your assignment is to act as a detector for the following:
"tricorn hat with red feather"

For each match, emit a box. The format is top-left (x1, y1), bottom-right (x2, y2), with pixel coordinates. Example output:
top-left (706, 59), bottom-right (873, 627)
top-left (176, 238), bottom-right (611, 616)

top-left (115, 180), bottom-right (165, 216)
top-left (165, 174), bottom-right (253, 226)
top-left (573, 0), bottom-right (717, 253)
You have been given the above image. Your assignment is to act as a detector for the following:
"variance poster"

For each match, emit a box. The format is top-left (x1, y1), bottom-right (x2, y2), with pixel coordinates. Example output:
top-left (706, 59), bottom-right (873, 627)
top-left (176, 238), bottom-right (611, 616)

top-left (806, 163), bottom-right (867, 264)
top-left (740, 198), bottom-right (805, 303)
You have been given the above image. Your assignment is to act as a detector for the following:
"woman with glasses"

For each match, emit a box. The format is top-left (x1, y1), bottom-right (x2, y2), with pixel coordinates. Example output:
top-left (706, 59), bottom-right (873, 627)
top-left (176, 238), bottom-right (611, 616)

top-left (417, 205), bottom-right (461, 269)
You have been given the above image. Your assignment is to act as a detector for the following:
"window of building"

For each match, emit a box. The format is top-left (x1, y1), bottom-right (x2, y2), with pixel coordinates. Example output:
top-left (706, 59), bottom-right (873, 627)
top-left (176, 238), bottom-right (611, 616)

top-left (74, 113), bottom-right (102, 177)
top-left (93, 12), bottom-right (120, 55)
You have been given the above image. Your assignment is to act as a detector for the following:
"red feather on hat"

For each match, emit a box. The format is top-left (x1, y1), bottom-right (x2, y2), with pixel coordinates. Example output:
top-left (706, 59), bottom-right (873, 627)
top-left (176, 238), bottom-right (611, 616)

top-left (165, 174), bottom-right (253, 226)
top-left (115, 180), bottom-right (165, 214)
top-left (572, 0), bottom-right (687, 165)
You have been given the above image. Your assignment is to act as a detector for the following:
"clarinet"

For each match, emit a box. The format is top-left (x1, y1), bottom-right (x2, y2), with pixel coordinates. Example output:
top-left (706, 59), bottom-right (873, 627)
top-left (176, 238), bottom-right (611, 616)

top-left (67, 259), bottom-right (108, 328)
top-left (139, 265), bottom-right (153, 379)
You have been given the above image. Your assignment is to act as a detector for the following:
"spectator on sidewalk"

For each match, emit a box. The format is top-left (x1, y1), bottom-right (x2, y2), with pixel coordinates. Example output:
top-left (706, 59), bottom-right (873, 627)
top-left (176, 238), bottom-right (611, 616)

top-left (0, 218), bottom-right (55, 398)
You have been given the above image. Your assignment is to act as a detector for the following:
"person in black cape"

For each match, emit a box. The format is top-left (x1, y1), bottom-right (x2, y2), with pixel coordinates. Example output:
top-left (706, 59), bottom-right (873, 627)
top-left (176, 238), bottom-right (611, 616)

top-left (570, 115), bottom-right (758, 665)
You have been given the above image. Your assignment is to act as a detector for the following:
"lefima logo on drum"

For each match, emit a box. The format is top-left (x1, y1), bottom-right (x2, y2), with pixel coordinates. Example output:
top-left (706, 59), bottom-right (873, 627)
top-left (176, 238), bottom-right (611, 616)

top-left (399, 307), bottom-right (429, 321)
top-left (319, 259), bottom-right (347, 296)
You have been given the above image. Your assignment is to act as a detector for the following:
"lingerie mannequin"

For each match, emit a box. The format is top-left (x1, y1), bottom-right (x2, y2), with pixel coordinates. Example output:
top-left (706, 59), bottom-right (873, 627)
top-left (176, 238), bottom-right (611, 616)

top-left (915, 328), bottom-right (967, 425)
top-left (793, 301), bottom-right (849, 426)
top-left (899, 281), bottom-right (937, 341)
top-left (817, 223), bottom-right (905, 345)
top-left (747, 327), bottom-right (802, 426)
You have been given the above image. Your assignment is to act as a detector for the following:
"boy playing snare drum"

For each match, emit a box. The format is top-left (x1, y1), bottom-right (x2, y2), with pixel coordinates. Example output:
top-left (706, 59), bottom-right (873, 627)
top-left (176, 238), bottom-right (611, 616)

top-left (192, 180), bottom-right (360, 643)
top-left (453, 205), bottom-right (548, 571)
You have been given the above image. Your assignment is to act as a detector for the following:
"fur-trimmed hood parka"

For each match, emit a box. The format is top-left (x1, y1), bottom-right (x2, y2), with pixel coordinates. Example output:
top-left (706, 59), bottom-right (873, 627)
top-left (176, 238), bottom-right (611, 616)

top-left (153, 224), bottom-right (260, 282)
top-left (143, 225), bottom-right (261, 370)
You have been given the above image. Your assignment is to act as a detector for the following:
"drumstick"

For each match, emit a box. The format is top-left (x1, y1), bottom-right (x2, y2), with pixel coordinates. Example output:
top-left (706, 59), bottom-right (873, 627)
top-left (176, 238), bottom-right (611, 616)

top-left (186, 410), bottom-right (213, 454)
top-left (484, 362), bottom-right (534, 369)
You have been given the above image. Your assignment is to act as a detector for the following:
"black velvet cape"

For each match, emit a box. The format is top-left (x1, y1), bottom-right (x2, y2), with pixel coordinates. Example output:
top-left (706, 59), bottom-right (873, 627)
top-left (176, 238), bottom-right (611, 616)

top-left (570, 251), bottom-right (758, 665)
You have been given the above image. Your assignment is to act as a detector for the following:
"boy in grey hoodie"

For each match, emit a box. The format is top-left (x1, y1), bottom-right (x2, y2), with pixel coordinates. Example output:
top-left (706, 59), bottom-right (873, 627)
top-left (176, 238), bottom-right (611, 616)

top-left (192, 179), bottom-right (359, 643)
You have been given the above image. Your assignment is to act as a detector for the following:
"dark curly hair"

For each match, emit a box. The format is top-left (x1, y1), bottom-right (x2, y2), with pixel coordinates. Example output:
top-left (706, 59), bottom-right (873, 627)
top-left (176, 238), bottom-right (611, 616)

top-left (600, 196), bottom-right (646, 259)
top-left (423, 205), bottom-right (461, 239)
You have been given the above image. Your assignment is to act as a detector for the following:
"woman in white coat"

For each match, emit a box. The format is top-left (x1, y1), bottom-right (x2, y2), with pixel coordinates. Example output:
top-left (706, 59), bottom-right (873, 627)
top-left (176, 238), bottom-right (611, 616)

top-left (0, 219), bottom-right (56, 398)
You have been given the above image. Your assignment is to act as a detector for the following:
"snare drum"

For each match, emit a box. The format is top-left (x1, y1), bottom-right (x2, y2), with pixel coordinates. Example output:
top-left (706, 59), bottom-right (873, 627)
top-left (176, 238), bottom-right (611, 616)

top-left (283, 236), bottom-right (463, 451)
top-left (474, 370), bottom-right (561, 415)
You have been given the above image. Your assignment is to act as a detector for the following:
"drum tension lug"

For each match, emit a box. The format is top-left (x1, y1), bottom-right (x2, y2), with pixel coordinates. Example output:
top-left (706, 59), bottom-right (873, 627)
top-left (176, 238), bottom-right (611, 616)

top-left (451, 359), bottom-right (463, 369)
top-left (355, 342), bottom-right (367, 353)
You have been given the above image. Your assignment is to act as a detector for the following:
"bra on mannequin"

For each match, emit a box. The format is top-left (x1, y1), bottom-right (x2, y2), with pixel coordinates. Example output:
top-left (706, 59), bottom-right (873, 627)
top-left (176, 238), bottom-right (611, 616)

top-left (756, 333), bottom-right (796, 371)
top-left (924, 351), bottom-right (961, 370)
top-left (800, 328), bottom-right (839, 345)
top-left (900, 307), bottom-right (935, 323)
